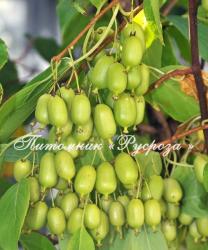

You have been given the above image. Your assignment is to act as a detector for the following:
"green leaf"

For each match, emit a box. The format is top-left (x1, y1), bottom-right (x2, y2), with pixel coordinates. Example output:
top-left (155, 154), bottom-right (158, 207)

top-left (0, 178), bottom-right (13, 197)
top-left (143, 0), bottom-right (163, 43)
top-left (0, 39), bottom-right (8, 70)
top-left (172, 166), bottom-right (208, 218)
top-left (90, 0), bottom-right (106, 9)
top-left (135, 151), bottom-right (162, 178)
top-left (0, 58), bottom-right (70, 143)
top-left (0, 83), bottom-right (3, 104)
top-left (203, 164), bottom-right (208, 192)
top-left (70, 227), bottom-right (95, 250)
top-left (0, 179), bottom-right (30, 250)
top-left (20, 232), bottom-right (55, 250)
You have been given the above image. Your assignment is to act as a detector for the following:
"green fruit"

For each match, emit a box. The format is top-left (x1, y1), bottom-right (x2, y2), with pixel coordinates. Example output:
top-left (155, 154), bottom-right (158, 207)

top-left (114, 93), bottom-right (137, 133)
top-left (60, 192), bottom-right (79, 219)
top-left (105, 91), bottom-right (115, 109)
top-left (141, 184), bottom-right (152, 201)
top-left (135, 64), bottom-right (150, 96)
top-left (13, 159), bottom-right (32, 181)
top-left (63, 135), bottom-right (79, 158)
top-left (84, 204), bottom-right (101, 229)
top-left (127, 66), bottom-right (141, 90)
top-left (121, 36), bottom-right (143, 67)
top-left (91, 211), bottom-right (109, 246)
top-left (47, 207), bottom-right (66, 235)
top-left (39, 152), bottom-right (57, 189)
top-left (121, 22), bottom-right (145, 50)
top-left (26, 201), bottom-right (48, 230)
top-left (178, 212), bottom-right (193, 225)
top-left (196, 217), bottom-right (208, 237)
top-left (109, 201), bottom-right (125, 229)
top-left (117, 195), bottom-right (130, 210)
top-left (159, 199), bottom-right (167, 218)
top-left (57, 86), bottom-right (75, 111)
top-left (202, 0), bottom-right (208, 11)
top-left (96, 162), bottom-right (117, 197)
top-left (148, 175), bottom-right (164, 200)
top-left (127, 199), bottom-right (144, 231)
top-left (189, 221), bottom-right (201, 242)
top-left (94, 26), bottom-right (114, 42)
top-left (55, 150), bottom-right (75, 182)
top-left (106, 62), bottom-right (127, 96)
top-left (144, 199), bottom-right (161, 230)
top-left (162, 220), bottom-right (177, 242)
top-left (48, 126), bottom-right (57, 144)
top-left (92, 50), bottom-right (106, 66)
top-left (74, 165), bottom-right (96, 197)
top-left (71, 94), bottom-right (91, 125)
top-left (166, 203), bottom-right (180, 220)
top-left (28, 177), bottom-right (40, 203)
top-left (35, 94), bottom-right (50, 126)
top-left (99, 195), bottom-right (113, 213)
top-left (115, 153), bottom-right (138, 186)
top-left (94, 104), bottom-right (116, 140)
top-left (48, 95), bottom-right (68, 127)
top-left (134, 95), bottom-right (145, 126)
top-left (55, 192), bottom-right (64, 207)
top-left (55, 178), bottom-right (68, 190)
top-left (60, 119), bottom-right (73, 139)
top-left (73, 118), bottom-right (93, 142)
top-left (193, 154), bottom-right (208, 183)
top-left (67, 208), bottom-right (84, 234)
top-left (163, 178), bottom-right (183, 203)
top-left (89, 55), bottom-right (114, 90)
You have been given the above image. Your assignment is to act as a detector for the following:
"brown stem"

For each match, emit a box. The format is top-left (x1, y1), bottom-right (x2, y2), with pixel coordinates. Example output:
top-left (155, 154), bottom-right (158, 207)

top-left (188, 0), bottom-right (208, 152)
top-left (52, 0), bottom-right (119, 62)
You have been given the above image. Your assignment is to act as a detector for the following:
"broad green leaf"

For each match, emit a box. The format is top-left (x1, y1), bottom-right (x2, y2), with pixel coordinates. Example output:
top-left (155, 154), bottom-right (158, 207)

top-left (70, 227), bottom-right (95, 250)
top-left (0, 179), bottom-right (30, 250)
top-left (20, 232), bottom-right (55, 250)
top-left (0, 58), bottom-right (70, 143)
top-left (135, 151), bottom-right (162, 178)
top-left (143, 0), bottom-right (163, 42)
top-left (0, 83), bottom-right (3, 104)
top-left (0, 39), bottom-right (8, 70)
top-left (203, 164), bottom-right (208, 192)
top-left (172, 166), bottom-right (208, 218)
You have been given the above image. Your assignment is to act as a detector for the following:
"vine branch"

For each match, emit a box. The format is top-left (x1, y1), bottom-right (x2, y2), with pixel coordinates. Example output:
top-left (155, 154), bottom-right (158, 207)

top-left (188, 0), bottom-right (208, 152)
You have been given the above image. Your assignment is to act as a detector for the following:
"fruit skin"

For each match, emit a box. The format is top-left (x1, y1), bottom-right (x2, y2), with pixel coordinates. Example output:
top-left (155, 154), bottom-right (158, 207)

top-left (47, 207), bottom-right (66, 235)
top-left (71, 94), bottom-right (91, 125)
top-left (60, 119), bottom-right (73, 139)
top-left (106, 62), bottom-right (127, 96)
top-left (28, 177), bottom-right (40, 203)
top-left (74, 165), bottom-right (96, 197)
top-left (48, 95), bottom-right (68, 127)
top-left (196, 217), bottom-right (208, 237)
top-left (99, 195), bottom-right (113, 213)
top-left (148, 175), bottom-right (164, 200)
top-left (114, 93), bottom-right (137, 133)
top-left (127, 66), bottom-right (141, 90)
top-left (166, 203), bottom-right (180, 220)
top-left (60, 192), bottom-right (79, 219)
top-left (63, 135), bottom-right (79, 158)
top-left (117, 195), bottom-right (130, 211)
top-left (94, 104), bottom-right (116, 140)
top-left (94, 26), bottom-right (114, 42)
top-left (127, 199), bottom-right (144, 230)
top-left (55, 178), bottom-right (68, 190)
top-left (96, 162), bottom-right (117, 197)
top-left (135, 64), bottom-right (150, 96)
top-left (134, 96), bottom-right (145, 126)
top-left (13, 159), bottom-right (32, 182)
top-left (141, 184), bottom-right (152, 201)
top-left (67, 208), bottom-right (84, 234)
top-left (84, 204), bottom-right (101, 229)
top-left (109, 201), bottom-right (125, 229)
top-left (91, 211), bottom-right (109, 246)
top-left (144, 199), bottom-right (161, 230)
top-left (178, 212), bottom-right (193, 226)
top-left (121, 36), bottom-right (143, 67)
top-left (39, 152), bottom-right (57, 189)
top-left (162, 220), bottom-right (177, 242)
top-left (115, 152), bottom-right (138, 186)
top-left (55, 192), bottom-right (64, 207)
top-left (189, 221), bottom-right (201, 242)
top-left (193, 154), bottom-right (208, 183)
top-left (26, 201), bottom-right (48, 230)
top-left (202, 0), bottom-right (208, 11)
top-left (35, 94), bottom-right (50, 126)
top-left (57, 86), bottom-right (75, 112)
top-left (163, 178), bottom-right (183, 203)
top-left (55, 150), bottom-right (75, 182)
top-left (105, 91), bottom-right (115, 109)
top-left (89, 55), bottom-right (114, 90)
top-left (73, 118), bottom-right (93, 142)
top-left (159, 199), bottom-right (167, 218)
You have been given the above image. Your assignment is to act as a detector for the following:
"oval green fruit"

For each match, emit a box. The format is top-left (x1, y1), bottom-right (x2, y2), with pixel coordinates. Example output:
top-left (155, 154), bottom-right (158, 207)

top-left (47, 207), bottom-right (66, 235)
top-left (57, 86), bottom-right (75, 112)
top-left (94, 104), bottom-right (116, 140)
top-left (148, 175), bottom-right (164, 200)
top-left (127, 66), bottom-right (141, 90)
top-left (99, 195), bottom-right (113, 213)
top-left (106, 62), bottom-right (127, 96)
top-left (162, 220), bottom-right (177, 242)
top-left (109, 201), bottom-right (125, 229)
top-left (73, 118), bottom-right (93, 142)
top-left (115, 152), bottom-right (138, 186)
top-left (135, 64), bottom-right (150, 96)
top-left (71, 94), bottom-right (91, 125)
top-left (141, 184), bottom-right (152, 201)
top-left (94, 26), bottom-right (114, 42)
top-left (28, 177), bottom-right (40, 203)
top-left (55, 192), bottom-right (64, 207)
top-left (189, 221), bottom-right (201, 242)
top-left (35, 94), bottom-right (50, 126)
top-left (55, 178), bottom-right (68, 190)
top-left (127, 199), bottom-right (144, 231)
top-left (193, 153), bottom-right (208, 183)
top-left (159, 199), bottom-right (167, 218)
top-left (48, 95), bottom-right (68, 127)
top-left (166, 203), bottom-right (180, 220)
top-left (163, 178), bottom-right (183, 203)
top-left (63, 135), bottom-right (79, 158)
top-left (144, 199), bottom-right (161, 231)
top-left (134, 95), bottom-right (145, 126)
top-left (117, 195), bottom-right (130, 211)
top-left (74, 165), bottom-right (96, 197)
top-left (39, 152), bottom-right (57, 189)
top-left (13, 159), bottom-right (32, 182)
top-left (67, 208), bottom-right (84, 234)
top-left (114, 93), bottom-right (137, 133)
top-left (178, 212), bottom-right (193, 226)
top-left (96, 162), bottom-right (117, 197)
top-left (84, 204), bottom-right (101, 229)
top-left (196, 217), bottom-right (208, 237)
top-left (60, 119), bottom-right (73, 139)
top-left (105, 91), bottom-right (115, 109)
top-left (60, 192), bottom-right (79, 219)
